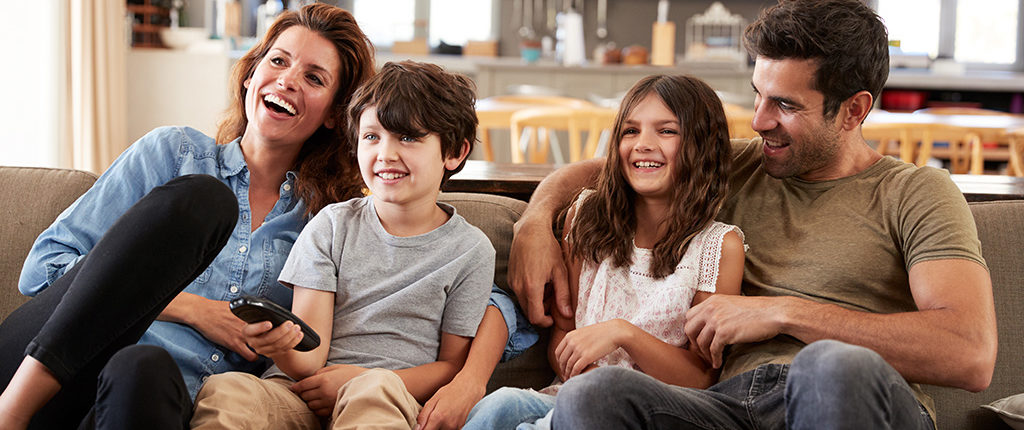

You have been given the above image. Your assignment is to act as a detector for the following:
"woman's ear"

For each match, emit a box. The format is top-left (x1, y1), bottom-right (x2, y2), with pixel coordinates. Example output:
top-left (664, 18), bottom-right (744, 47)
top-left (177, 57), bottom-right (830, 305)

top-left (443, 139), bottom-right (472, 170)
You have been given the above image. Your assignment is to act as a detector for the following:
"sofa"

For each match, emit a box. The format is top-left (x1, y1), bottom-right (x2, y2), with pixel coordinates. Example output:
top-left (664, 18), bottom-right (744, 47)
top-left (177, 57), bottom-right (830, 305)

top-left (1, 165), bottom-right (1021, 429)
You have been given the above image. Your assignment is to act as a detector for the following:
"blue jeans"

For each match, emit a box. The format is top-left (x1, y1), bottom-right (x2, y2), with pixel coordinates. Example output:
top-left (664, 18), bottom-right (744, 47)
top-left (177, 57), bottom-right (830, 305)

top-left (552, 340), bottom-right (935, 430)
top-left (464, 386), bottom-right (556, 430)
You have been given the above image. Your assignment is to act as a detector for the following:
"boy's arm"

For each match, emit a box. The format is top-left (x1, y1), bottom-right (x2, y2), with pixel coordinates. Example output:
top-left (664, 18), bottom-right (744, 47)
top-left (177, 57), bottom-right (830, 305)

top-left (417, 306), bottom-right (508, 430)
top-left (243, 286), bottom-right (335, 380)
top-left (393, 332), bottom-right (473, 404)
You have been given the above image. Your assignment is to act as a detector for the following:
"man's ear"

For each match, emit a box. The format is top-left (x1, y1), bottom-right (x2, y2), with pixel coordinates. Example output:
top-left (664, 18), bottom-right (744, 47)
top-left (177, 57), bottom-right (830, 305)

top-left (841, 90), bottom-right (873, 131)
top-left (444, 139), bottom-right (472, 170)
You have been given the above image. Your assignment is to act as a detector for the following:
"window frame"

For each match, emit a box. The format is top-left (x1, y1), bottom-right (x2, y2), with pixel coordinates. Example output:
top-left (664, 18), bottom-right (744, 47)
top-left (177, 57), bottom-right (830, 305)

top-left (872, 0), bottom-right (1024, 71)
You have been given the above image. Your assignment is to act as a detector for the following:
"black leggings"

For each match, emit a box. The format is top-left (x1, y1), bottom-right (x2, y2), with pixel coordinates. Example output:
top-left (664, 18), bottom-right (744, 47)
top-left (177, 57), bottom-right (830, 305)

top-left (0, 174), bottom-right (238, 429)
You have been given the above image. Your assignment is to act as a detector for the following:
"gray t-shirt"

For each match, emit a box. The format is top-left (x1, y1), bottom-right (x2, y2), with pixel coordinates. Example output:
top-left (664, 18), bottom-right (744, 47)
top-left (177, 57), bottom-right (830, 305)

top-left (272, 196), bottom-right (494, 376)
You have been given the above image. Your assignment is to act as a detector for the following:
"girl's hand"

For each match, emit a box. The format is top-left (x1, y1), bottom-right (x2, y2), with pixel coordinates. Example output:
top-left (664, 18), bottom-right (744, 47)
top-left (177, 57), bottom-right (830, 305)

top-left (291, 364), bottom-right (368, 416)
top-left (241, 320), bottom-right (303, 359)
top-left (415, 376), bottom-right (484, 430)
top-left (555, 319), bottom-right (632, 378)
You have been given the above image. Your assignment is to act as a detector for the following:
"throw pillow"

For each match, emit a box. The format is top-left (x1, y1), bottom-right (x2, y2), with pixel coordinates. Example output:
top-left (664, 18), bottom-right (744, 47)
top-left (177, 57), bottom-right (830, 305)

top-left (982, 393), bottom-right (1024, 430)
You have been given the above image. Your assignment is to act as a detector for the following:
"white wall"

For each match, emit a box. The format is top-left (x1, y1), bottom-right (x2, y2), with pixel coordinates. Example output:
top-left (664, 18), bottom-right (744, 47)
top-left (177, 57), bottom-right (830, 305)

top-left (125, 49), bottom-right (233, 144)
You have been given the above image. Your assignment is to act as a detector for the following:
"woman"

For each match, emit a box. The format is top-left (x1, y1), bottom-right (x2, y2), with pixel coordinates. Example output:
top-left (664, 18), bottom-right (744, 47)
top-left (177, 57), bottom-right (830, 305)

top-left (0, 4), bottom-right (373, 429)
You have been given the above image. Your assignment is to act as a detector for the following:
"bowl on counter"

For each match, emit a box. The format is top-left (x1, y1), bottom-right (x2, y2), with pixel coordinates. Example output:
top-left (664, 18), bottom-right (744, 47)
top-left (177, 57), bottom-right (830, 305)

top-left (159, 27), bottom-right (209, 50)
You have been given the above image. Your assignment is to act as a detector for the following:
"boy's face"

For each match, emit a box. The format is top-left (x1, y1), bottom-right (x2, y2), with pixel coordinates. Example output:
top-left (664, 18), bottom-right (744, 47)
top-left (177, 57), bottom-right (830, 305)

top-left (357, 106), bottom-right (466, 209)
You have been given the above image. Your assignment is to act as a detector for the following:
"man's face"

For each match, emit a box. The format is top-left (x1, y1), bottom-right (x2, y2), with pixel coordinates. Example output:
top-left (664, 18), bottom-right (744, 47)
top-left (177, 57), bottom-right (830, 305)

top-left (750, 57), bottom-right (843, 181)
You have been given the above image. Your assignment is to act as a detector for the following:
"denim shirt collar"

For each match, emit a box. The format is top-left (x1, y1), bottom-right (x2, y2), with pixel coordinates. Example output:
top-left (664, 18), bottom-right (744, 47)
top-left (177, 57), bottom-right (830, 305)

top-left (219, 138), bottom-right (248, 178)
top-left (219, 138), bottom-right (300, 191)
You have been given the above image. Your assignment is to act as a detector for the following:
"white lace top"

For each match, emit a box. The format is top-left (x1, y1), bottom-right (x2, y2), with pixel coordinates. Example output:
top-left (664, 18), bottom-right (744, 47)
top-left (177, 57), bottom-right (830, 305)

top-left (570, 191), bottom-right (744, 371)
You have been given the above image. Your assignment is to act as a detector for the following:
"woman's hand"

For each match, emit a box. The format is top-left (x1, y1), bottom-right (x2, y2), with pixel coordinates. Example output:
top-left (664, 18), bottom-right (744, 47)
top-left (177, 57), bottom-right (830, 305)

top-left (555, 319), bottom-right (631, 378)
top-left (241, 320), bottom-right (303, 359)
top-left (291, 364), bottom-right (368, 416)
top-left (415, 375), bottom-right (485, 430)
top-left (162, 294), bottom-right (259, 361)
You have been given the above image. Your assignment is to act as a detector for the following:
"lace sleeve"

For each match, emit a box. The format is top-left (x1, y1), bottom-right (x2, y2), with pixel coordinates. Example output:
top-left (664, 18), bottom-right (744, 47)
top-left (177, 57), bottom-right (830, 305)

top-left (695, 222), bottom-right (746, 293)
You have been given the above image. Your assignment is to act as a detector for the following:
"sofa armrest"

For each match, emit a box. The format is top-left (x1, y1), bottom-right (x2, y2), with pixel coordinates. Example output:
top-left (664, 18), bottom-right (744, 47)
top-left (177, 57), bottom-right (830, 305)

top-left (0, 166), bottom-right (97, 321)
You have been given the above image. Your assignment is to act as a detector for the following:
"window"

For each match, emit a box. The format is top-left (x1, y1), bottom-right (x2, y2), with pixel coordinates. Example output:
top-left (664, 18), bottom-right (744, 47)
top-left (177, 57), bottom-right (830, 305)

top-left (0, 2), bottom-right (63, 167)
top-left (875, 0), bottom-right (1022, 69)
top-left (352, 0), bottom-right (495, 49)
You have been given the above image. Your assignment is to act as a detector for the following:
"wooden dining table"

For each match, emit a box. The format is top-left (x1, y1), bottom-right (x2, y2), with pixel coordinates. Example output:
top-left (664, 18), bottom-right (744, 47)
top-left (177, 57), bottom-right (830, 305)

top-left (445, 160), bottom-right (1024, 202)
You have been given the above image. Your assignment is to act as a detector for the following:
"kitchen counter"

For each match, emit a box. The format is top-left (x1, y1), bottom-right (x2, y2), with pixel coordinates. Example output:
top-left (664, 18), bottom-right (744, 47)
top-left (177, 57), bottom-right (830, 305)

top-left (886, 69), bottom-right (1024, 92)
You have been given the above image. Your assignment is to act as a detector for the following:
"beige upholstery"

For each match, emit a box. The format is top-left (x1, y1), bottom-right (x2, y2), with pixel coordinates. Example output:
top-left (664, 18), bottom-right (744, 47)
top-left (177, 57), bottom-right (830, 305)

top-left (923, 200), bottom-right (1024, 429)
top-left (0, 166), bottom-right (97, 321)
top-left (1, 167), bottom-right (1020, 429)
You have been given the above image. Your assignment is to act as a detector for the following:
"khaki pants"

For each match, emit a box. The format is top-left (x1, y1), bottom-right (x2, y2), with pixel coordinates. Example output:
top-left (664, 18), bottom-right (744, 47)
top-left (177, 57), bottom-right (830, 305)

top-left (191, 368), bottom-right (421, 429)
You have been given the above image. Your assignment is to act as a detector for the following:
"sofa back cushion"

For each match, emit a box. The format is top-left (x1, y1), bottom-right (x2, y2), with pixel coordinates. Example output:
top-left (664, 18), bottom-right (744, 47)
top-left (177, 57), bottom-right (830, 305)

top-left (924, 200), bottom-right (1024, 429)
top-left (0, 166), bottom-right (98, 320)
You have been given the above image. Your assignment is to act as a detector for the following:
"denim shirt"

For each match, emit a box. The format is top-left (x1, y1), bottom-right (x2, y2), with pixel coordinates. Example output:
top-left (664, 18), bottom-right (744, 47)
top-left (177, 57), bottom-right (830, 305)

top-left (19, 126), bottom-right (305, 399)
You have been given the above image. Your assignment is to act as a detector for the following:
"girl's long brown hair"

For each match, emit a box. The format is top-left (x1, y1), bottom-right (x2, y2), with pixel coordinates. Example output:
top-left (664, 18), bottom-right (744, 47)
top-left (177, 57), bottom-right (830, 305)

top-left (215, 3), bottom-right (375, 216)
top-left (567, 75), bottom-right (731, 278)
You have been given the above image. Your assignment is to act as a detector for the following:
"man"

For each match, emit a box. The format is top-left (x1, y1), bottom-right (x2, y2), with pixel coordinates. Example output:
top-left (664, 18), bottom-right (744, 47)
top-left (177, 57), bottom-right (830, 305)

top-left (507, 0), bottom-right (996, 428)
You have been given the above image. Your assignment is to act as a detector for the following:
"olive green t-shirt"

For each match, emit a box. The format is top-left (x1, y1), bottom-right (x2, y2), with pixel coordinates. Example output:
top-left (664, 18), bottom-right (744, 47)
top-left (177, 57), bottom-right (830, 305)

top-left (716, 138), bottom-right (986, 421)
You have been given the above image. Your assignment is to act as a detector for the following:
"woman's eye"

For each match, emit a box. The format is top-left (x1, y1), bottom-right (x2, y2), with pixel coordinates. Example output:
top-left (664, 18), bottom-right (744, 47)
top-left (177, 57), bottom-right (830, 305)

top-left (660, 129), bottom-right (678, 135)
top-left (270, 57), bottom-right (285, 66)
top-left (307, 74), bottom-right (323, 86)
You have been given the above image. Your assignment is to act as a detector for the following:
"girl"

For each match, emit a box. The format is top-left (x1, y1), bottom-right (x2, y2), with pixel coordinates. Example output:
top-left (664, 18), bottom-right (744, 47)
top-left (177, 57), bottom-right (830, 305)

top-left (0, 4), bottom-right (373, 429)
top-left (463, 74), bottom-right (745, 429)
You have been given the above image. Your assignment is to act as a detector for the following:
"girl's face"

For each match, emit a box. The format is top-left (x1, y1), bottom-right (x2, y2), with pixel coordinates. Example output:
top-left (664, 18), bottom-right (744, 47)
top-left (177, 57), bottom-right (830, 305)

top-left (241, 26), bottom-right (341, 150)
top-left (618, 93), bottom-right (682, 202)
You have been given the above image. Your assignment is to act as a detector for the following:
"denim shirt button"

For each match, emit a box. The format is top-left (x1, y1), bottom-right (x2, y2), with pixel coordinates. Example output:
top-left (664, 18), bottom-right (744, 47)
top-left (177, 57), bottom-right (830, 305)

top-left (229, 285), bottom-right (239, 293)
top-left (283, 184), bottom-right (292, 191)
top-left (211, 353), bottom-right (220, 362)
top-left (238, 245), bottom-right (247, 254)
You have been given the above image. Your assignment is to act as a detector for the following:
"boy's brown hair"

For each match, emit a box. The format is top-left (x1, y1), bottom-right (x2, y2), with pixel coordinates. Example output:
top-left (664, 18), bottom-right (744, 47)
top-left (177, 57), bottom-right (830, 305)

top-left (347, 61), bottom-right (478, 185)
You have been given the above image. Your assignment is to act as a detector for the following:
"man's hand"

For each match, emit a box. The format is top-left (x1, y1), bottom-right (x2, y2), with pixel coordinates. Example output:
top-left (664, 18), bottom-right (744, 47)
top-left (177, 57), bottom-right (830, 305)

top-left (684, 295), bottom-right (790, 369)
top-left (508, 216), bottom-right (572, 328)
top-left (187, 298), bottom-right (259, 362)
top-left (291, 364), bottom-right (368, 416)
top-left (415, 376), bottom-right (485, 430)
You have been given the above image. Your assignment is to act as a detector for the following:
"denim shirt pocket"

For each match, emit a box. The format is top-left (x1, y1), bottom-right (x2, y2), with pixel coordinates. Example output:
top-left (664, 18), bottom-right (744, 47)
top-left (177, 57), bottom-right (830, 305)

top-left (259, 237), bottom-right (295, 306)
top-left (193, 266), bottom-right (213, 284)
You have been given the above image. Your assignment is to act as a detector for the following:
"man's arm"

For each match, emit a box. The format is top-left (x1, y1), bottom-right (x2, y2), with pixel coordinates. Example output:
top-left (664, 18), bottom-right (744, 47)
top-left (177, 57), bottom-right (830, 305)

top-left (685, 258), bottom-right (996, 391)
top-left (509, 158), bottom-right (602, 327)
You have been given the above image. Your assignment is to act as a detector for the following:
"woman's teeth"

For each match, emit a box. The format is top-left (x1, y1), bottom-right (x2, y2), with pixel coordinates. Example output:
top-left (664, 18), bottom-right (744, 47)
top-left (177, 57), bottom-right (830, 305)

top-left (263, 94), bottom-right (296, 116)
top-left (634, 161), bottom-right (663, 168)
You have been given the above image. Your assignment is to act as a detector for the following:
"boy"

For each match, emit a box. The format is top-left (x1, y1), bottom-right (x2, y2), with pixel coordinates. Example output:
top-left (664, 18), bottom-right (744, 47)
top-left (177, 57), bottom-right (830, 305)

top-left (190, 61), bottom-right (495, 429)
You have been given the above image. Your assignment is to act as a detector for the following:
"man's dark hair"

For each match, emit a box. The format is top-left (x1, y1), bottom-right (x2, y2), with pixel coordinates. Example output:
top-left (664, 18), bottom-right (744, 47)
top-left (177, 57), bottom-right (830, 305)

top-left (744, 0), bottom-right (889, 119)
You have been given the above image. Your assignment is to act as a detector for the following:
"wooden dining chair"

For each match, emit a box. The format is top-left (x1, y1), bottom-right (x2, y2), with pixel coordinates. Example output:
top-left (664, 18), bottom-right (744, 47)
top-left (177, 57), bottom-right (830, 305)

top-left (913, 107), bottom-right (1012, 116)
top-left (509, 106), bottom-right (618, 164)
top-left (722, 104), bottom-right (757, 139)
top-left (1008, 127), bottom-right (1024, 177)
top-left (862, 122), bottom-right (982, 174)
top-left (476, 95), bottom-right (595, 162)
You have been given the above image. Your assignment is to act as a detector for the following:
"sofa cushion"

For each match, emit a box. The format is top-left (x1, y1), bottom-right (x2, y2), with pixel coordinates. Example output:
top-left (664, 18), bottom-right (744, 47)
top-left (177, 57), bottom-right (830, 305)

top-left (981, 393), bottom-right (1024, 430)
top-left (924, 200), bottom-right (1024, 429)
top-left (0, 166), bottom-right (98, 321)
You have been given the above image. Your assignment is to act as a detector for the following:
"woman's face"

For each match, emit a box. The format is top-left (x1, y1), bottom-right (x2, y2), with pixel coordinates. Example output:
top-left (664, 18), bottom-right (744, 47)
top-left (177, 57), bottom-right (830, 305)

top-left (241, 26), bottom-right (342, 150)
